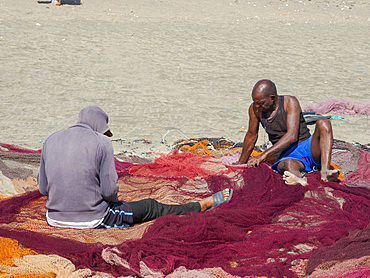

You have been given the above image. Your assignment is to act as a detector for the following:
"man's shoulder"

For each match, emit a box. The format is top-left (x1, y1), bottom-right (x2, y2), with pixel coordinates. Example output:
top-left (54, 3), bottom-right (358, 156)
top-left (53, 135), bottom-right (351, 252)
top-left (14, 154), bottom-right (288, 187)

top-left (96, 132), bottom-right (112, 143)
top-left (283, 95), bottom-right (300, 103)
top-left (42, 128), bottom-right (70, 155)
top-left (43, 125), bottom-right (97, 145)
top-left (282, 95), bottom-right (302, 114)
top-left (43, 128), bottom-right (67, 143)
top-left (282, 95), bottom-right (301, 107)
top-left (95, 132), bottom-right (114, 150)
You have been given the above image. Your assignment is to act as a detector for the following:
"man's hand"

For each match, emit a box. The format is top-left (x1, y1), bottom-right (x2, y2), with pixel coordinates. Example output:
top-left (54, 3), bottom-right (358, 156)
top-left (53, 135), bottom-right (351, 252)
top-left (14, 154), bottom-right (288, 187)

top-left (246, 153), bottom-right (266, 167)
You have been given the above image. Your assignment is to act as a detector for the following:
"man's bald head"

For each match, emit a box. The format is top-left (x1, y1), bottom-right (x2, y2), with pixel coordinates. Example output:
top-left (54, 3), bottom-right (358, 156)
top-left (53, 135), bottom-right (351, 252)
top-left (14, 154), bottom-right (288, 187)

top-left (251, 79), bottom-right (278, 112)
top-left (252, 79), bottom-right (277, 99)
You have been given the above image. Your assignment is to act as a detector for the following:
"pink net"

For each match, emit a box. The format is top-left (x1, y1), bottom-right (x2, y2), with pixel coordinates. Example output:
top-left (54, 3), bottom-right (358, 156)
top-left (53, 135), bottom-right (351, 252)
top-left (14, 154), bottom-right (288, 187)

top-left (306, 224), bottom-right (370, 275)
top-left (0, 145), bottom-right (369, 277)
top-left (303, 98), bottom-right (370, 116)
top-left (341, 149), bottom-right (370, 189)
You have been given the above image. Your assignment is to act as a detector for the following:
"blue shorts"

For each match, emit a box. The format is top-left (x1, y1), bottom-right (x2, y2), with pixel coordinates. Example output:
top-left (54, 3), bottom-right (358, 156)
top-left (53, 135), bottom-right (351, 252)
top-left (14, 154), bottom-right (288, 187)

top-left (271, 135), bottom-right (321, 174)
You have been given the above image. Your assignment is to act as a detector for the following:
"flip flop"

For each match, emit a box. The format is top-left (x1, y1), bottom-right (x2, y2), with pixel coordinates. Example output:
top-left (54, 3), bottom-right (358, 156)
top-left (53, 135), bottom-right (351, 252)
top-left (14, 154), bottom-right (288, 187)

top-left (207, 188), bottom-right (233, 211)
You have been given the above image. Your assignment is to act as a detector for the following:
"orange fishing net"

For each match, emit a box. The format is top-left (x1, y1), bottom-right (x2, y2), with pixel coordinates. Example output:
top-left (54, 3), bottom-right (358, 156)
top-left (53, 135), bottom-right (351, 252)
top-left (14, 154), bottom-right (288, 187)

top-left (0, 237), bottom-right (56, 278)
top-left (175, 138), bottom-right (242, 157)
top-left (0, 237), bottom-right (38, 267)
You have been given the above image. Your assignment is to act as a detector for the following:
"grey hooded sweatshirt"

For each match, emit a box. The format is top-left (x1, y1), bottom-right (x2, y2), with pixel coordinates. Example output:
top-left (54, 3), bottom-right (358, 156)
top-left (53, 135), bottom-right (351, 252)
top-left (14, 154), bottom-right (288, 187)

top-left (39, 106), bottom-right (118, 223)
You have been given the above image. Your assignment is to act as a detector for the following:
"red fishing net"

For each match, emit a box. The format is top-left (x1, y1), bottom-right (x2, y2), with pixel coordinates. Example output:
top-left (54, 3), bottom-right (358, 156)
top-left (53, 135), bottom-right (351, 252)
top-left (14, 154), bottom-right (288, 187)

top-left (100, 164), bottom-right (370, 277)
top-left (0, 144), bottom-right (369, 277)
top-left (129, 150), bottom-right (231, 180)
top-left (306, 223), bottom-right (370, 275)
top-left (0, 143), bottom-right (41, 154)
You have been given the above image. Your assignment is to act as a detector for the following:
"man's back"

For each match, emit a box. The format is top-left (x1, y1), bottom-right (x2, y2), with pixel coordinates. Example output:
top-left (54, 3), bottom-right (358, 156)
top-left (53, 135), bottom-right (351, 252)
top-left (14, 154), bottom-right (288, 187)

top-left (39, 123), bottom-right (118, 223)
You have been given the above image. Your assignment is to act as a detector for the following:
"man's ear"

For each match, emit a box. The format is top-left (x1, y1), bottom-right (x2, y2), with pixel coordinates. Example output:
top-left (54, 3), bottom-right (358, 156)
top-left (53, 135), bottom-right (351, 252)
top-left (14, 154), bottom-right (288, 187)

top-left (270, 94), bottom-right (276, 101)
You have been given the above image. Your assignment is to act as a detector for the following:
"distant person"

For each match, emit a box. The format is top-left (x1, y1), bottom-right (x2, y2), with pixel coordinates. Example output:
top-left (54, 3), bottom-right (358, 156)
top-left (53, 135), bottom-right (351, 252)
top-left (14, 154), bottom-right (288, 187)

top-left (38, 105), bottom-right (232, 229)
top-left (238, 79), bottom-right (340, 186)
top-left (52, 0), bottom-right (82, 6)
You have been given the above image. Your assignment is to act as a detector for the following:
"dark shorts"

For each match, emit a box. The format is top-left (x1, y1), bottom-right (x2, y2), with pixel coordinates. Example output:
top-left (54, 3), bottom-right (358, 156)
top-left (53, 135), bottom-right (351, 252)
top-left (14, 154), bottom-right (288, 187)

top-left (96, 199), bottom-right (201, 229)
top-left (271, 135), bottom-right (321, 174)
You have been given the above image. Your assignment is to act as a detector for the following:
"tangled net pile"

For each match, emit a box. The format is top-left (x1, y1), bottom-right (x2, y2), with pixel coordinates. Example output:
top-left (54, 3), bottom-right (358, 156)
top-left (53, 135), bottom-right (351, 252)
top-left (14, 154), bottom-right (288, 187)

top-left (303, 97), bottom-right (370, 116)
top-left (0, 141), bottom-right (369, 277)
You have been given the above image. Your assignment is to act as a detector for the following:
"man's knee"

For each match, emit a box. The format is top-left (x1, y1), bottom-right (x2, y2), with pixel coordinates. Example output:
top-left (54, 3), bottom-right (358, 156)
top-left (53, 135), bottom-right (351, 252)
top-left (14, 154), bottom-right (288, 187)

top-left (130, 198), bottom-right (160, 223)
top-left (277, 159), bottom-right (304, 174)
top-left (316, 118), bottom-right (332, 133)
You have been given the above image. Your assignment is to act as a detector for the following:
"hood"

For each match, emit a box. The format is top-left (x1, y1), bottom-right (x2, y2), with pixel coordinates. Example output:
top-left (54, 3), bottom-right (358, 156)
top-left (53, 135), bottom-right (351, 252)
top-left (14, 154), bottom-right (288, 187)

top-left (77, 105), bottom-right (110, 134)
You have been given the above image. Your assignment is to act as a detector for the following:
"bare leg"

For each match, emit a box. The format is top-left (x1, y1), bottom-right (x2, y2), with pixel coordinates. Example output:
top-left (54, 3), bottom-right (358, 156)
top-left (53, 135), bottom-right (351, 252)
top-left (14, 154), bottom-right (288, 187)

top-left (277, 159), bottom-right (307, 186)
top-left (311, 119), bottom-right (340, 182)
top-left (199, 189), bottom-right (230, 211)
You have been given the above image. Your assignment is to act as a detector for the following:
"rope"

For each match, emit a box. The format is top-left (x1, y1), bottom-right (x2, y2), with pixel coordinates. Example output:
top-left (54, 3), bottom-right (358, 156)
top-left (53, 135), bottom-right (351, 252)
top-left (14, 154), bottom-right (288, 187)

top-left (330, 116), bottom-right (350, 122)
top-left (161, 129), bottom-right (189, 144)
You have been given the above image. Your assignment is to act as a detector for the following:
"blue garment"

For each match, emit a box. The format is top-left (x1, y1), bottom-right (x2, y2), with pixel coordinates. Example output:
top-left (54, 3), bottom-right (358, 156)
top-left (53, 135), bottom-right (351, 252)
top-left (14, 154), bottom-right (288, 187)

top-left (271, 135), bottom-right (321, 174)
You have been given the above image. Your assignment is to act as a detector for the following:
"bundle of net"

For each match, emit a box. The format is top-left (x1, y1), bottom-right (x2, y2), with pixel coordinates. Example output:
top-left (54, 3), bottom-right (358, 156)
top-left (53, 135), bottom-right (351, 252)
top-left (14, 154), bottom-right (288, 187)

top-left (306, 224), bottom-right (370, 277)
top-left (303, 97), bottom-right (370, 116)
top-left (102, 163), bottom-right (370, 277)
top-left (127, 150), bottom-right (231, 180)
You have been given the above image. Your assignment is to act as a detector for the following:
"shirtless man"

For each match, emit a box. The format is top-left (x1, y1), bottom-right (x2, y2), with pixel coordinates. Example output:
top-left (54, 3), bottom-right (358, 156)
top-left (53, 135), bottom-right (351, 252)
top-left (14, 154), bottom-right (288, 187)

top-left (238, 79), bottom-right (340, 186)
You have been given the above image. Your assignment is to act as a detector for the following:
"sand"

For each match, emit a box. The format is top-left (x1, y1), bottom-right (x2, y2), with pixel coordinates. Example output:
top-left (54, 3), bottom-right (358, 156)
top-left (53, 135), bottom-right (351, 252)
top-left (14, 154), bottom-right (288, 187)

top-left (0, 0), bottom-right (369, 156)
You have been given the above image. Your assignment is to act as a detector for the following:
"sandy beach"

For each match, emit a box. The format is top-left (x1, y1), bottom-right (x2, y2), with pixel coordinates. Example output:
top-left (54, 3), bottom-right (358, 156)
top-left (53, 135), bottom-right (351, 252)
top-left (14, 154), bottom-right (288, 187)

top-left (0, 2), bottom-right (370, 276)
top-left (0, 0), bottom-right (369, 156)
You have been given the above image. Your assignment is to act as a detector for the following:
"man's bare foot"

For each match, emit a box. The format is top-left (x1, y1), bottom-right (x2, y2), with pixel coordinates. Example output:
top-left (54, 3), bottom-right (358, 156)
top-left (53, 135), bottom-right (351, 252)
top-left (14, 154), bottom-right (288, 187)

top-left (321, 169), bottom-right (340, 182)
top-left (283, 171), bottom-right (308, 186)
top-left (199, 188), bottom-right (231, 211)
top-left (55, 0), bottom-right (61, 5)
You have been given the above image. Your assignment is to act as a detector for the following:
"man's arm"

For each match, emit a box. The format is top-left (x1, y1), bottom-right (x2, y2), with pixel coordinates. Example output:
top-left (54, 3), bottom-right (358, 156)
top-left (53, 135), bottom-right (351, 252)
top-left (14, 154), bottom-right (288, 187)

top-left (38, 150), bottom-right (48, 196)
top-left (249, 96), bottom-right (302, 167)
top-left (99, 139), bottom-right (119, 203)
top-left (238, 104), bottom-right (260, 164)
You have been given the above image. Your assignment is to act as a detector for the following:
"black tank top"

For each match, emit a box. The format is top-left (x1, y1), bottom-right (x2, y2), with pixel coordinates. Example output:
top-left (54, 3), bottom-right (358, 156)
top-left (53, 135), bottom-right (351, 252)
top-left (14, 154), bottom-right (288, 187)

top-left (261, 96), bottom-right (310, 145)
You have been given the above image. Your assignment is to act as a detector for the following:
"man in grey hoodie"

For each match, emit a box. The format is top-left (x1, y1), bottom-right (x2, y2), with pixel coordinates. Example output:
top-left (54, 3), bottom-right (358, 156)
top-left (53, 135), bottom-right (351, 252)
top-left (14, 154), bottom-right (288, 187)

top-left (39, 105), bottom-right (232, 229)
